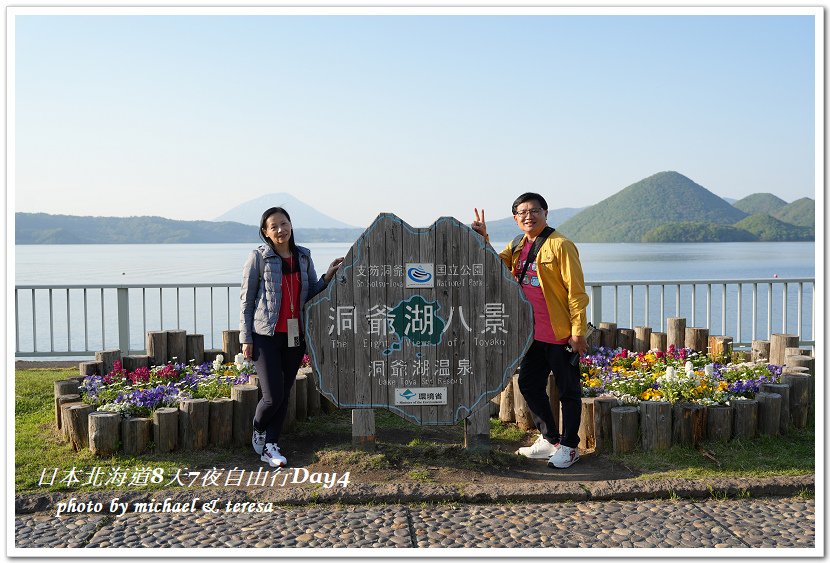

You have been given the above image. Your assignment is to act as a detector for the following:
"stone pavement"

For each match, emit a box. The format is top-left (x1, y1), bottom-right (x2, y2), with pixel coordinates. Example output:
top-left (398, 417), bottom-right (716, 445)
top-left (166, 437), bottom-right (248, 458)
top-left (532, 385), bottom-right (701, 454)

top-left (13, 473), bottom-right (817, 551)
top-left (14, 496), bottom-right (816, 549)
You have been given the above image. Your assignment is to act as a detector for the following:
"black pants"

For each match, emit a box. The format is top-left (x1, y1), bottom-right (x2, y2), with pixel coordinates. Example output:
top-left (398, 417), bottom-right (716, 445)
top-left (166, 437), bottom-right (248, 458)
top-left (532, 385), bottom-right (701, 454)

top-left (251, 332), bottom-right (306, 444)
top-left (518, 340), bottom-right (582, 448)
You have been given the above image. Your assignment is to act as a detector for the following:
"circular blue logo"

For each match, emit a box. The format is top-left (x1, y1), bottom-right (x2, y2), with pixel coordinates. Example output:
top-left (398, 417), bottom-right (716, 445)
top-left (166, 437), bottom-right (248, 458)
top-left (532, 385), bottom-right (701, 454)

top-left (407, 266), bottom-right (433, 284)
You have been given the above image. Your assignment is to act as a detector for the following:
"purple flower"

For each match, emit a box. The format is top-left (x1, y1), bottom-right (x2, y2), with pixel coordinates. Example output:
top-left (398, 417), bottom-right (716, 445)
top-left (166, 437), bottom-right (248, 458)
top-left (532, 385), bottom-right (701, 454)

top-left (80, 375), bottom-right (105, 399)
top-left (114, 383), bottom-right (181, 411)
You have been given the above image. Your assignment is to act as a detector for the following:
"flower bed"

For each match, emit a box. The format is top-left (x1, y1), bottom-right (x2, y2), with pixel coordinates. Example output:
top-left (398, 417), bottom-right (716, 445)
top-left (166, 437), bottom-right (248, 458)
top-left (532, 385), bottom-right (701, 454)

top-left (580, 345), bottom-right (783, 406)
top-left (58, 353), bottom-right (319, 456)
top-left (79, 354), bottom-right (261, 417)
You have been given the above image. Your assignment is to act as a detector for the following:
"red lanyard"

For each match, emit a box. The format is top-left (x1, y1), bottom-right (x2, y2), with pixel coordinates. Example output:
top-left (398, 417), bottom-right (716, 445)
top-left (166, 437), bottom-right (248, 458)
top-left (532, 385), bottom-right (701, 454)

top-left (285, 256), bottom-right (297, 318)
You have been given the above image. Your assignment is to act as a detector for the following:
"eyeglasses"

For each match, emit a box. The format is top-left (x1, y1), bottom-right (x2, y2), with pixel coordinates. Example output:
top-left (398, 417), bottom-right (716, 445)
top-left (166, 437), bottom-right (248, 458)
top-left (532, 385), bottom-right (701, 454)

top-left (515, 207), bottom-right (543, 218)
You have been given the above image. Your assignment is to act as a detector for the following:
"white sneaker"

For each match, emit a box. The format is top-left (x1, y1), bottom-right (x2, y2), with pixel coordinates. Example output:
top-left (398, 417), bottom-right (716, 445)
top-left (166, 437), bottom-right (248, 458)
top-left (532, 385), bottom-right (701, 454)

top-left (515, 434), bottom-right (560, 459)
top-left (261, 443), bottom-right (287, 467)
top-left (548, 444), bottom-right (580, 469)
top-left (252, 421), bottom-right (266, 455)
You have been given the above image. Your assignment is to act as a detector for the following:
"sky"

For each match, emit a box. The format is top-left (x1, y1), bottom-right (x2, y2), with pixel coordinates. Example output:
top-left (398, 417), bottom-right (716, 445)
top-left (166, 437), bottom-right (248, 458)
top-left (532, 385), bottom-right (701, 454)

top-left (11, 7), bottom-right (819, 228)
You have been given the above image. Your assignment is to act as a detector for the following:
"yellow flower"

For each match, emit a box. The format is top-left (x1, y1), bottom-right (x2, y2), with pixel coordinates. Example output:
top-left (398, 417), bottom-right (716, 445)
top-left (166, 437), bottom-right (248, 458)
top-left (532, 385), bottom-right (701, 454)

top-left (717, 381), bottom-right (728, 391)
top-left (641, 388), bottom-right (663, 400)
top-left (692, 383), bottom-right (710, 397)
top-left (588, 378), bottom-right (602, 388)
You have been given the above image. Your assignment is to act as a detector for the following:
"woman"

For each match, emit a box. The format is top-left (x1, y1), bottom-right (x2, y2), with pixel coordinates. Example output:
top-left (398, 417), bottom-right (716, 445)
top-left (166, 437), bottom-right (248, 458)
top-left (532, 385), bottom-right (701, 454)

top-left (240, 207), bottom-right (343, 467)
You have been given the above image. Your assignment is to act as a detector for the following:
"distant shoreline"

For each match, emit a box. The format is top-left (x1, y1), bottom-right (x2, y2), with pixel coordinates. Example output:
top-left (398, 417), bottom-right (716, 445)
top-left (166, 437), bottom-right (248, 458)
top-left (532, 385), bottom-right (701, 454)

top-left (13, 239), bottom-right (817, 246)
top-left (15, 198), bottom-right (814, 245)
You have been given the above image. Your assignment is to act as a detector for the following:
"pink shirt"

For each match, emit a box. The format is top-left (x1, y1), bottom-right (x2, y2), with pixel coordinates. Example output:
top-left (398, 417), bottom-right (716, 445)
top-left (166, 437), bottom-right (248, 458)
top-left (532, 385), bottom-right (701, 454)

top-left (516, 243), bottom-right (569, 345)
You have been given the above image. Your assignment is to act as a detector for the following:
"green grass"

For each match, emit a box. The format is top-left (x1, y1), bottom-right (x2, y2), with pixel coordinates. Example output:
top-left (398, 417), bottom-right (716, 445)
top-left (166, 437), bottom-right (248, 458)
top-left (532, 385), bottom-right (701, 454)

top-left (796, 487), bottom-right (814, 499)
top-left (489, 418), bottom-right (526, 442)
top-left (16, 369), bottom-right (266, 493)
top-left (15, 368), bottom-right (815, 494)
top-left (312, 447), bottom-right (393, 471)
top-left (407, 469), bottom-right (434, 482)
top-left (611, 426), bottom-right (814, 480)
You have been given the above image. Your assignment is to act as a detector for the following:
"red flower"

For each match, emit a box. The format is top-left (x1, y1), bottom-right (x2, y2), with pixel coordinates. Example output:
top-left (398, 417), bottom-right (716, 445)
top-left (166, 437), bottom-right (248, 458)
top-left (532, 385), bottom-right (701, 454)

top-left (103, 361), bottom-right (127, 385)
top-left (127, 366), bottom-right (151, 385)
top-left (613, 349), bottom-right (630, 360)
top-left (155, 364), bottom-right (180, 380)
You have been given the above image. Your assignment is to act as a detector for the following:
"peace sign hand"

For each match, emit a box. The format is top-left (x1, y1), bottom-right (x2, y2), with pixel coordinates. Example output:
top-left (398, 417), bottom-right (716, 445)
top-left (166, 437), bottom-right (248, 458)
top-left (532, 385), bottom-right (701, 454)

top-left (471, 208), bottom-right (488, 238)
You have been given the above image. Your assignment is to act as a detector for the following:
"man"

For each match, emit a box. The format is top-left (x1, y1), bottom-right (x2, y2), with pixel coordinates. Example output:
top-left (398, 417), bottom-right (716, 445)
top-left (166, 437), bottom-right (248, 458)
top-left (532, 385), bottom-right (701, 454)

top-left (472, 193), bottom-right (588, 468)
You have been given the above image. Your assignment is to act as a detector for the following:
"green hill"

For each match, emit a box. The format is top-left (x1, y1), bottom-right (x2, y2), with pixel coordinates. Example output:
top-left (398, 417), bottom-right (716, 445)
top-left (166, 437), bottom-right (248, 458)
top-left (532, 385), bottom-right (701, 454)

top-left (733, 193), bottom-right (787, 215)
top-left (734, 213), bottom-right (814, 241)
top-left (642, 222), bottom-right (756, 242)
top-left (772, 197), bottom-right (815, 228)
top-left (558, 171), bottom-right (749, 242)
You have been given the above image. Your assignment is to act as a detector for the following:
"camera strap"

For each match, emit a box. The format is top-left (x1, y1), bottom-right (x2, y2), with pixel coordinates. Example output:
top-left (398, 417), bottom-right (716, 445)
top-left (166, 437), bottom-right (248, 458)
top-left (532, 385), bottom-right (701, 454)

top-left (515, 226), bottom-right (554, 285)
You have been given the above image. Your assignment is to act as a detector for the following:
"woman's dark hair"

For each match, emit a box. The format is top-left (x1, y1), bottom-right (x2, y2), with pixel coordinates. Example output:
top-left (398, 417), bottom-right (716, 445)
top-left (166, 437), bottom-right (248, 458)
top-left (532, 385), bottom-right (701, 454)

top-left (259, 206), bottom-right (298, 254)
top-left (511, 192), bottom-right (548, 215)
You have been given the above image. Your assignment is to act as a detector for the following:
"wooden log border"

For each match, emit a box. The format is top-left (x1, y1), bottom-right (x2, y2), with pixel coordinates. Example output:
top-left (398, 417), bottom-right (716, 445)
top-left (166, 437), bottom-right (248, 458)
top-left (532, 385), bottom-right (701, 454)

top-left (70, 315), bottom-right (809, 455)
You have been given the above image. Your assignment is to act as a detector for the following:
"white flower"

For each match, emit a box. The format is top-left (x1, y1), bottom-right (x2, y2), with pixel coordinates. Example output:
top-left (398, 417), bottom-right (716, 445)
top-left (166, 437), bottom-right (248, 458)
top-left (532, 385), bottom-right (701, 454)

top-left (234, 352), bottom-right (247, 370)
top-left (657, 366), bottom-right (677, 386)
top-left (98, 402), bottom-right (132, 417)
top-left (684, 361), bottom-right (693, 375)
top-left (618, 393), bottom-right (639, 406)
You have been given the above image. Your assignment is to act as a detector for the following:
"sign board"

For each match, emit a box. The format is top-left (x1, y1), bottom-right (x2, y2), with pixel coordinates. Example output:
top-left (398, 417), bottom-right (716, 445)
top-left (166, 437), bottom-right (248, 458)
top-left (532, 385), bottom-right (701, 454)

top-left (304, 213), bottom-right (533, 425)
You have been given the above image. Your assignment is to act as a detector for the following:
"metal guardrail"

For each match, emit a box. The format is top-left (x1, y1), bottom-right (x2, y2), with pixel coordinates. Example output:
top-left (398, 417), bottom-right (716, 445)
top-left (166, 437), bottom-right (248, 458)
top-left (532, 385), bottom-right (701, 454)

top-left (14, 278), bottom-right (815, 358)
top-left (586, 277), bottom-right (815, 348)
top-left (14, 283), bottom-right (240, 358)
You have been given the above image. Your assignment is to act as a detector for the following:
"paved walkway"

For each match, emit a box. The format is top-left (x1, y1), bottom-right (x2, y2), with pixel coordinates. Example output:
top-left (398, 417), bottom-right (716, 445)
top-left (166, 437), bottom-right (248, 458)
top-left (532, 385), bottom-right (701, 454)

top-left (15, 496), bottom-right (815, 550)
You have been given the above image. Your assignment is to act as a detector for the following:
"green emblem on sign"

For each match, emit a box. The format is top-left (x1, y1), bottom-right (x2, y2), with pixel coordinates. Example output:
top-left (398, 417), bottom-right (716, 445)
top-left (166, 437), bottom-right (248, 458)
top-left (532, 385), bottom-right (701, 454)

top-left (385, 295), bottom-right (446, 354)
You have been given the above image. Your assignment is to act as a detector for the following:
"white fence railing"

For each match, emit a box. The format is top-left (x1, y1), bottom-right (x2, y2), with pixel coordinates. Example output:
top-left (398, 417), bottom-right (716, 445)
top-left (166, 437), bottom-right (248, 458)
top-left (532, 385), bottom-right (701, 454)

top-left (14, 278), bottom-right (815, 358)
top-left (585, 278), bottom-right (814, 348)
top-left (14, 283), bottom-right (240, 358)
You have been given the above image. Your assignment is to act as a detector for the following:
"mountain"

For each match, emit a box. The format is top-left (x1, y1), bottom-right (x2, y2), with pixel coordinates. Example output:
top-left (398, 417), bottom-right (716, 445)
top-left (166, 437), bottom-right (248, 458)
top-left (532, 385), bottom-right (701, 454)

top-left (16, 213), bottom-right (256, 244)
top-left (772, 197), bottom-right (815, 228)
top-left (735, 213), bottom-right (814, 241)
top-left (214, 193), bottom-right (358, 229)
top-left (558, 171), bottom-right (749, 242)
top-left (15, 213), bottom-right (363, 244)
top-left (484, 207), bottom-right (584, 241)
top-left (17, 179), bottom-right (813, 244)
top-left (733, 193), bottom-right (788, 215)
top-left (642, 221), bottom-right (756, 242)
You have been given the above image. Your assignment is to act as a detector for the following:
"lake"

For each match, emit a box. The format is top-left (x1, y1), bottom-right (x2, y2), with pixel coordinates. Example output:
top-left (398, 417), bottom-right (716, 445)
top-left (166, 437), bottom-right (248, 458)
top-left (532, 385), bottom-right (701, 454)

top-left (13, 241), bottom-right (816, 285)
